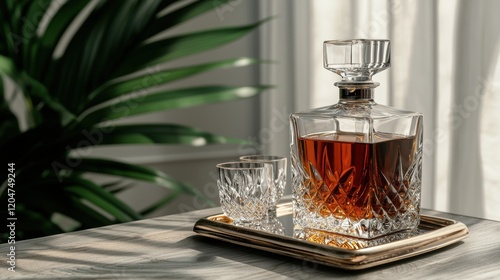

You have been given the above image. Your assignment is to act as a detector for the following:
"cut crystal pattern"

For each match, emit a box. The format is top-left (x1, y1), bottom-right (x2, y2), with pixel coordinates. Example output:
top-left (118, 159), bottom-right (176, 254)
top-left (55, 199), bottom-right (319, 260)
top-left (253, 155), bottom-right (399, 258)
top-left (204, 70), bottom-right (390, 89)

top-left (218, 164), bottom-right (273, 224)
top-left (239, 155), bottom-right (287, 205)
top-left (291, 137), bottom-right (422, 239)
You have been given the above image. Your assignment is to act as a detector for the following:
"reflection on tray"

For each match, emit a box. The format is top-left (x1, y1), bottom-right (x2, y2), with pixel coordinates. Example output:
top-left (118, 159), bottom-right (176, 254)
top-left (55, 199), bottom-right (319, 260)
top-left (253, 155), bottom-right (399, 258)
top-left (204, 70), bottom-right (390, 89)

top-left (231, 217), bottom-right (285, 236)
top-left (293, 227), bottom-right (420, 249)
top-left (211, 205), bottom-right (424, 250)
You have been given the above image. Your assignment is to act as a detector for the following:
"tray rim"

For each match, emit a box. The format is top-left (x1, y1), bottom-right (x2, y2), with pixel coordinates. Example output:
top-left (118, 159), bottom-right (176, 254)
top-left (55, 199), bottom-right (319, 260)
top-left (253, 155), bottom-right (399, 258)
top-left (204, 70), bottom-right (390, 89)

top-left (193, 202), bottom-right (469, 270)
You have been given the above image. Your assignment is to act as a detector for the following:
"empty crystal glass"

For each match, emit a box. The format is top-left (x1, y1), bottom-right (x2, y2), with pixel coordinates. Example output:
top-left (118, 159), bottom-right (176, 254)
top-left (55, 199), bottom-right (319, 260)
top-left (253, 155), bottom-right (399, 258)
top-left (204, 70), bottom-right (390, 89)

top-left (239, 155), bottom-right (287, 206)
top-left (216, 162), bottom-right (274, 225)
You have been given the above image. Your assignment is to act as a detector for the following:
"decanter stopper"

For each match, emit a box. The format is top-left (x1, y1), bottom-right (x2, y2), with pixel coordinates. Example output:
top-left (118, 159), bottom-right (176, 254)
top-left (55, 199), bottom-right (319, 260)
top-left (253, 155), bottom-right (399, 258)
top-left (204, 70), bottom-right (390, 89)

top-left (323, 39), bottom-right (390, 87)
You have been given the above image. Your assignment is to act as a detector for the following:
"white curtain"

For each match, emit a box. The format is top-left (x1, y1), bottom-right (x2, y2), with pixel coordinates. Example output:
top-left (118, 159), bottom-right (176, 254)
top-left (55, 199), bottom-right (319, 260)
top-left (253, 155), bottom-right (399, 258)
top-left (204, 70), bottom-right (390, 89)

top-left (304, 0), bottom-right (500, 220)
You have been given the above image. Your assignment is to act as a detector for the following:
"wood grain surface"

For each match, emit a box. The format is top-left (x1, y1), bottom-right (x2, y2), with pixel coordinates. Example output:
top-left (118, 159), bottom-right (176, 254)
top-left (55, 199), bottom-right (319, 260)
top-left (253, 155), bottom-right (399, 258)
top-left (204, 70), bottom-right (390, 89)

top-left (1, 205), bottom-right (499, 279)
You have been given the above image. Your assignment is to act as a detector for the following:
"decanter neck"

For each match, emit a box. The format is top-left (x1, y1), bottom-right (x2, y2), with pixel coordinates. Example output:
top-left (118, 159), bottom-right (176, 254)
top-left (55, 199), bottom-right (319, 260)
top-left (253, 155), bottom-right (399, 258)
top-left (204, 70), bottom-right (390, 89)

top-left (335, 81), bottom-right (377, 102)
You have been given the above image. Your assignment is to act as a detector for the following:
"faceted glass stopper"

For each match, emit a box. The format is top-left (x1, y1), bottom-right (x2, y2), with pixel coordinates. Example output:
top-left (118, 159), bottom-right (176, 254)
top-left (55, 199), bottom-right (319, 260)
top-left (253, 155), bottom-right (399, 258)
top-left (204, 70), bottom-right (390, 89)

top-left (323, 39), bottom-right (390, 82)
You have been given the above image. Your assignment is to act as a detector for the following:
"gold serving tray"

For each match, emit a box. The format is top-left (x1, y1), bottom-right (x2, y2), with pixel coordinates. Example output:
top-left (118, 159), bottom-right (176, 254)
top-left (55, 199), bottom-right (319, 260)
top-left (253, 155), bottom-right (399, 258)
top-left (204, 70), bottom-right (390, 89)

top-left (193, 202), bottom-right (469, 270)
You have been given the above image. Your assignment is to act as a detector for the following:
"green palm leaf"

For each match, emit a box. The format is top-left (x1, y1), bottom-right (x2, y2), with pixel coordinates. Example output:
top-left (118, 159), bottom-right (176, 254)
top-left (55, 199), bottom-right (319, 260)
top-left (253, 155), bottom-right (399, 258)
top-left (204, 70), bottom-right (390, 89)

top-left (3, 1), bottom-right (25, 62)
top-left (21, 0), bottom-right (53, 74)
top-left (65, 185), bottom-right (137, 223)
top-left (15, 209), bottom-right (64, 236)
top-left (0, 74), bottom-right (20, 145)
top-left (102, 181), bottom-right (134, 194)
top-left (140, 0), bottom-right (232, 40)
top-left (82, 85), bottom-right (270, 125)
top-left (66, 196), bottom-right (116, 227)
top-left (66, 178), bottom-right (141, 222)
top-left (98, 124), bottom-right (249, 146)
top-left (112, 21), bottom-right (264, 79)
top-left (22, 189), bottom-right (114, 229)
top-left (88, 57), bottom-right (260, 107)
top-left (70, 157), bottom-right (215, 207)
top-left (32, 0), bottom-right (91, 80)
top-left (0, 54), bottom-right (14, 75)
top-left (22, 176), bottom-right (141, 221)
top-left (21, 71), bottom-right (76, 124)
top-left (49, 1), bottom-right (133, 110)
top-left (73, 157), bottom-right (199, 197)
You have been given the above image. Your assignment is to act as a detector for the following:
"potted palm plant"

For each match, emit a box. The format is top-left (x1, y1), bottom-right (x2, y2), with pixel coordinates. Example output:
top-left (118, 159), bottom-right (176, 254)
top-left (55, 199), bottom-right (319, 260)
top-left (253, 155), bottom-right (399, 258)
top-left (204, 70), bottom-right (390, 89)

top-left (0, 0), bottom-right (268, 241)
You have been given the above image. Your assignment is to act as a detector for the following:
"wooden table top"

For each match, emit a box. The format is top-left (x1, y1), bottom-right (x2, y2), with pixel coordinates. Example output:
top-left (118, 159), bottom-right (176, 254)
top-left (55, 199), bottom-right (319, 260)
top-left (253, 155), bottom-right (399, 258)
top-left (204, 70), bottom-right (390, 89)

top-left (1, 204), bottom-right (499, 279)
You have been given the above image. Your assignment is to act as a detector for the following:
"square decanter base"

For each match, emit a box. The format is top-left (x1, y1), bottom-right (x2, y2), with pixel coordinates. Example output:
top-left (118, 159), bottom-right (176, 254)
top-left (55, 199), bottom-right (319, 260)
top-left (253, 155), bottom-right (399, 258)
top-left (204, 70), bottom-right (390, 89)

top-left (292, 197), bottom-right (420, 239)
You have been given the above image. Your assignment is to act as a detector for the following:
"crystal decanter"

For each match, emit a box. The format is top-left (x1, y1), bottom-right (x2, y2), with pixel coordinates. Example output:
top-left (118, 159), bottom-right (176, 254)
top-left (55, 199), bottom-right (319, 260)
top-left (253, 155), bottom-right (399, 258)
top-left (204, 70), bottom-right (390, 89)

top-left (290, 39), bottom-right (423, 239)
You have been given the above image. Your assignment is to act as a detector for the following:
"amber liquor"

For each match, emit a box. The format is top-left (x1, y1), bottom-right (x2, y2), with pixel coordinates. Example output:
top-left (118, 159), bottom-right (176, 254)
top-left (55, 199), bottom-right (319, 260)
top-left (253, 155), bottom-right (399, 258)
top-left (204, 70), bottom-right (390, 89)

top-left (298, 131), bottom-right (419, 215)
top-left (293, 132), bottom-right (421, 238)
